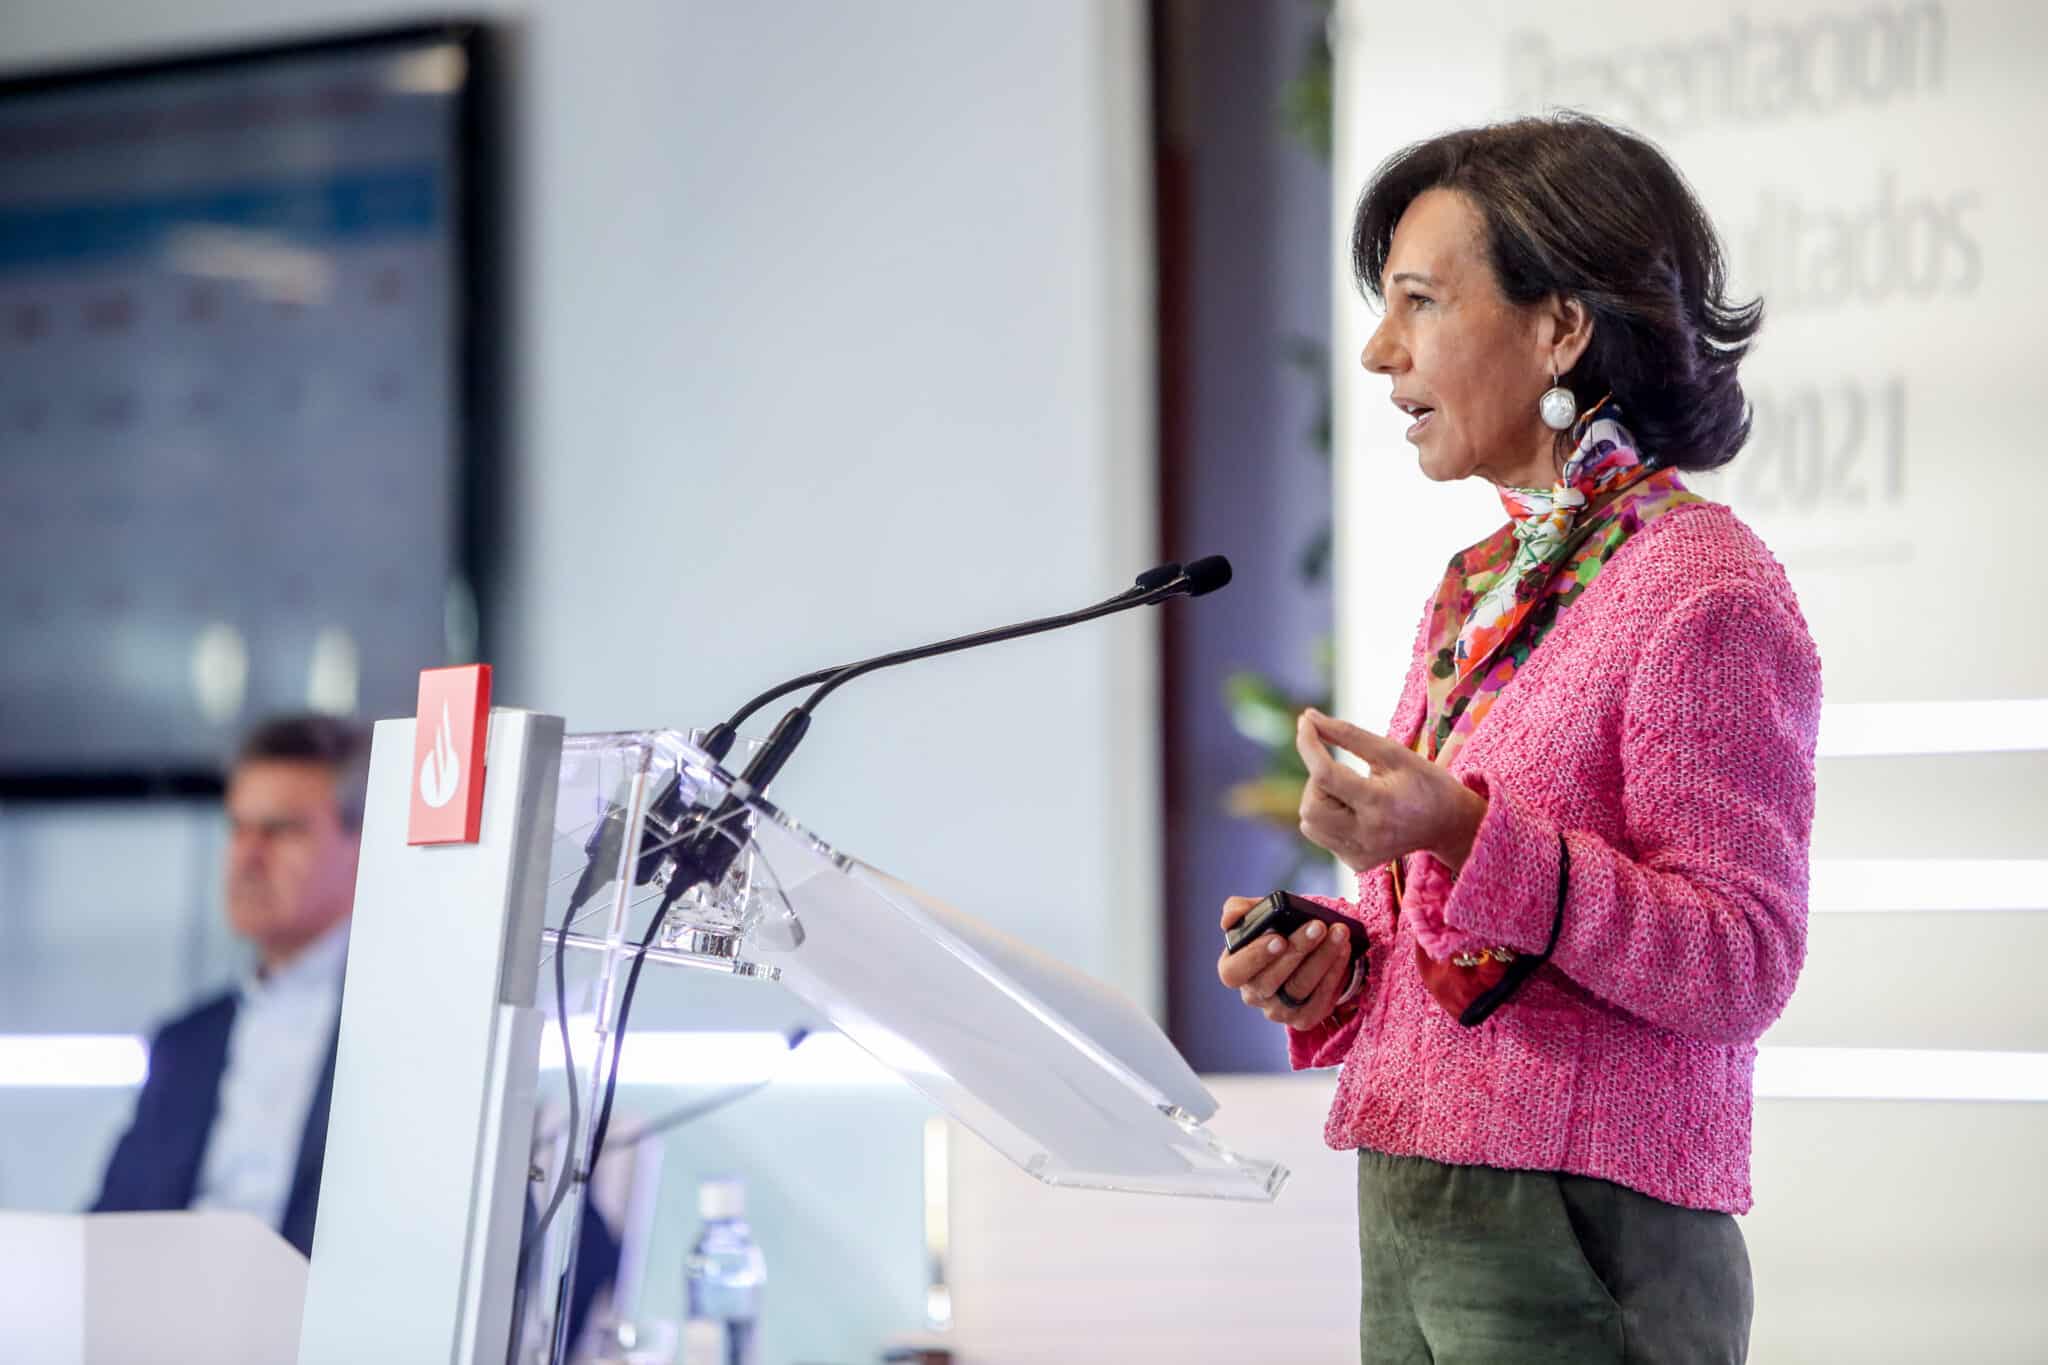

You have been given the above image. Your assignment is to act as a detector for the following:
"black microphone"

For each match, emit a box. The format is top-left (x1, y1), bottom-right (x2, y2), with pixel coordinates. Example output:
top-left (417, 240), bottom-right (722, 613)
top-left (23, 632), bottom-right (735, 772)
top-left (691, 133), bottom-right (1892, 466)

top-left (1181, 554), bottom-right (1232, 597)
top-left (1132, 561), bottom-right (1185, 594)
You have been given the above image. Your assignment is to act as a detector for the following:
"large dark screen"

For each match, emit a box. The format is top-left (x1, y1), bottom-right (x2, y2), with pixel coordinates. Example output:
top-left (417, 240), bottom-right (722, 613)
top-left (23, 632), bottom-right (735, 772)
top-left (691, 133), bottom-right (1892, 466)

top-left (0, 28), bottom-right (483, 786)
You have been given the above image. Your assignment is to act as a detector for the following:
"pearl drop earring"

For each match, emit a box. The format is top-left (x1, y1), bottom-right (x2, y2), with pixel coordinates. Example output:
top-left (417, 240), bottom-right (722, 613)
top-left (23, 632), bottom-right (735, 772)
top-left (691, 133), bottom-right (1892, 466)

top-left (1539, 372), bottom-right (1577, 431)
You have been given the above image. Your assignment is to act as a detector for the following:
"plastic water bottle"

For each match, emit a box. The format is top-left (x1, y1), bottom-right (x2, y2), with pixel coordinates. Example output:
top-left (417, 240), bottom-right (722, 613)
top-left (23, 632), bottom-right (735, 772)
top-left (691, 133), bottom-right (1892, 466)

top-left (683, 1178), bottom-right (764, 1365)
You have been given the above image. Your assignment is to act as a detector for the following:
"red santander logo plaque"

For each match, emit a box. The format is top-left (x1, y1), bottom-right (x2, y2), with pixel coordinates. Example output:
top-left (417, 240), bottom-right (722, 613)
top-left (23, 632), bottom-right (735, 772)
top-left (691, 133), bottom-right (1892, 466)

top-left (408, 664), bottom-right (492, 845)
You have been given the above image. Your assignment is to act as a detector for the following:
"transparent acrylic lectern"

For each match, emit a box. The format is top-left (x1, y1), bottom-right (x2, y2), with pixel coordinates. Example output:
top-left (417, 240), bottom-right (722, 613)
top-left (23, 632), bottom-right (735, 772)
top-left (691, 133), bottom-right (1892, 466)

top-left (537, 730), bottom-right (1286, 1342)
top-left (296, 713), bottom-right (1285, 1365)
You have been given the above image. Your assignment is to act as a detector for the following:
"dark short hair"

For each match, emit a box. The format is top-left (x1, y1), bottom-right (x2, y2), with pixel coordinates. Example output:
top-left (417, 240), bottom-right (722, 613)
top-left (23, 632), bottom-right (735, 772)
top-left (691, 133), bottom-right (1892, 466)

top-left (1350, 112), bottom-right (1762, 472)
top-left (232, 712), bottom-right (373, 833)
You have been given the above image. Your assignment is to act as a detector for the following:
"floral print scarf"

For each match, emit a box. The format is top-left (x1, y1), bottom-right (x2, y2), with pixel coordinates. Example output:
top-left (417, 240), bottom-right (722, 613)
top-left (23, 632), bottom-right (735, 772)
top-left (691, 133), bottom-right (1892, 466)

top-left (1396, 404), bottom-right (1703, 1015)
top-left (1418, 402), bottom-right (1701, 765)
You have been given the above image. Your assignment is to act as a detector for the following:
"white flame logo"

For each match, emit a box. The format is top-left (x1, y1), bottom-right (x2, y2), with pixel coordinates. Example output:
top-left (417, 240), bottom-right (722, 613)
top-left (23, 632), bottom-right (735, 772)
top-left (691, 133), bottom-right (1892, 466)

top-left (418, 700), bottom-right (462, 808)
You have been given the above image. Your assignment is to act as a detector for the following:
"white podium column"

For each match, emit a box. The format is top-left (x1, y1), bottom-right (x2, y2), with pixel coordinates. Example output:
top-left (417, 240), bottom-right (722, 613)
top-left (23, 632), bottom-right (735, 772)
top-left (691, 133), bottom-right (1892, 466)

top-left (297, 708), bottom-right (564, 1364)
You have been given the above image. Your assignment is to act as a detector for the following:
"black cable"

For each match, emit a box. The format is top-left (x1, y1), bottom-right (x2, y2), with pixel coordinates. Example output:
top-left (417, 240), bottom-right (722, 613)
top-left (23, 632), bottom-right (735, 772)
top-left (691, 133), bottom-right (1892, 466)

top-left (507, 766), bottom-right (786, 1359)
top-left (581, 760), bottom-right (786, 1174)
top-left (582, 802), bottom-right (767, 1193)
top-left (506, 883), bottom-right (584, 1363)
top-left (512, 1018), bottom-right (797, 1363)
top-left (723, 663), bottom-right (842, 736)
top-left (508, 801), bottom-right (712, 1363)
top-left (582, 900), bottom-right (668, 1171)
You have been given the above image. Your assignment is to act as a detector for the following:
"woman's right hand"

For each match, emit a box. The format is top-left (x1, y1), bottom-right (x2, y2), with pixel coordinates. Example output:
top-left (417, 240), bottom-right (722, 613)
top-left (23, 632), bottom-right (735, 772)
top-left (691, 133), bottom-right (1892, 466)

top-left (1215, 896), bottom-right (1354, 1031)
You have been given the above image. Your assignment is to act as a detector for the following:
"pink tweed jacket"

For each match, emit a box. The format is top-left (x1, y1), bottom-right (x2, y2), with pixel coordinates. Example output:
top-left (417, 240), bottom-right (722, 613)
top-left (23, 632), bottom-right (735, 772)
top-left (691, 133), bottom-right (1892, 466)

top-left (1288, 498), bottom-right (1822, 1213)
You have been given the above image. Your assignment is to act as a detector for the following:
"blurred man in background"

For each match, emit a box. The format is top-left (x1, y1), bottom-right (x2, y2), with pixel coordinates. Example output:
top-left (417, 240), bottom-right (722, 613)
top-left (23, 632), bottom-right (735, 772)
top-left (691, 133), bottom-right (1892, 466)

top-left (92, 712), bottom-right (365, 1249)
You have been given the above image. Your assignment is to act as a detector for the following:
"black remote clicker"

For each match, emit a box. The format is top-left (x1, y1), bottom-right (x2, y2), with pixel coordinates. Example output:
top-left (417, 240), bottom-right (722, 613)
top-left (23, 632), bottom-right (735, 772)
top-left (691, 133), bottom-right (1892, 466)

top-left (1224, 890), bottom-right (1366, 971)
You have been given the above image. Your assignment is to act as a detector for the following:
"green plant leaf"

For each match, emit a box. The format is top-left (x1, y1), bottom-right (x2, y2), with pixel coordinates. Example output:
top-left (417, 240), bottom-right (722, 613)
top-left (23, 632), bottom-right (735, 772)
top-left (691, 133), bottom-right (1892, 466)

top-left (1224, 774), bottom-right (1308, 827)
top-left (1223, 671), bottom-right (1302, 748)
top-left (1276, 17), bottom-right (1334, 166)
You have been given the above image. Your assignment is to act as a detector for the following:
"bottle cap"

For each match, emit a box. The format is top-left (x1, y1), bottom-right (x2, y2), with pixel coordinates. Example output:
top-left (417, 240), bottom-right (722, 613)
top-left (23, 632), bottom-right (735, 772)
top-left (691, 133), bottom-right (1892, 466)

top-left (698, 1177), bottom-right (745, 1219)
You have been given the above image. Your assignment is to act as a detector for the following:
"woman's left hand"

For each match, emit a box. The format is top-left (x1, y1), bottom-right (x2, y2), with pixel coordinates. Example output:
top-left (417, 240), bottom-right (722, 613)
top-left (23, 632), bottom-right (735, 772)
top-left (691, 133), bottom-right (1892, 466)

top-left (1294, 708), bottom-right (1489, 874)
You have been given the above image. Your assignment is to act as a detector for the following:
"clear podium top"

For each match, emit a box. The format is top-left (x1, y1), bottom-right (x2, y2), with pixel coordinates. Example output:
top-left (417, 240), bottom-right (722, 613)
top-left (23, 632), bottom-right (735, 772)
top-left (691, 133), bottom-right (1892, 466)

top-left (547, 729), bottom-right (1286, 1202)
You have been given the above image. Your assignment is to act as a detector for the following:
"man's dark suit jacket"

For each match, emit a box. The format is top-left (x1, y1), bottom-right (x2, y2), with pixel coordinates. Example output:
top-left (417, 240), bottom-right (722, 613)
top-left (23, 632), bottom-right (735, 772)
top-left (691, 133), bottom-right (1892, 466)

top-left (91, 990), bottom-right (619, 1339)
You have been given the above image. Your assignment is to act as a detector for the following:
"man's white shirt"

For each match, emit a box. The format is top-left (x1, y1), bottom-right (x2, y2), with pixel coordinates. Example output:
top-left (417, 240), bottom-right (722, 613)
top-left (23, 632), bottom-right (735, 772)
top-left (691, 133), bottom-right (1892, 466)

top-left (190, 920), bottom-right (349, 1228)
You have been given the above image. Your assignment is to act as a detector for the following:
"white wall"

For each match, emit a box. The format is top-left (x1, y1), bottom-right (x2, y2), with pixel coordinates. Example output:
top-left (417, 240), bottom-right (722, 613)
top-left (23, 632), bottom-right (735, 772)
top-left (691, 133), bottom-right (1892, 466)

top-left (500, 0), bottom-right (1162, 1011)
top-left (0, 0), bottom-right (1160, 1004)
top-left (1329, 1), bottom-right (2048, 1359)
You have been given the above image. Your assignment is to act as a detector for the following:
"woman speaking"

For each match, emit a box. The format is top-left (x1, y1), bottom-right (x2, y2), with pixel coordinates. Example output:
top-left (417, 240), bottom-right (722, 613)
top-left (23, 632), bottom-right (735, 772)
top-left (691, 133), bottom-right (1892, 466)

top-left (1216, 113), bottom-right (1821, 1363)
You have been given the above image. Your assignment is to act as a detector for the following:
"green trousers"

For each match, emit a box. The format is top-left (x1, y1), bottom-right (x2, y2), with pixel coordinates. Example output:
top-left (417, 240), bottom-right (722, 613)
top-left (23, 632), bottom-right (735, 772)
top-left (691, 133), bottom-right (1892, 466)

top-left (1357, 1149), bottom-right (1753, 1364)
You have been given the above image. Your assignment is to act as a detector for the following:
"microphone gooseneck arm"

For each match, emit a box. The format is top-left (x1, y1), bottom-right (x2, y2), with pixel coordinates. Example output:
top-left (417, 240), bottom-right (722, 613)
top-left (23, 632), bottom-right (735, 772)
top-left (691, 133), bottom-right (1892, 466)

top-left (711, 585), bottom-right (1165, 804)
top-left (798, 581), bottom-right (1169, 716)
top-left (692, 561), bottom-right (1188, 765)
top-left (727, 556), bottom-right (1229, 800)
